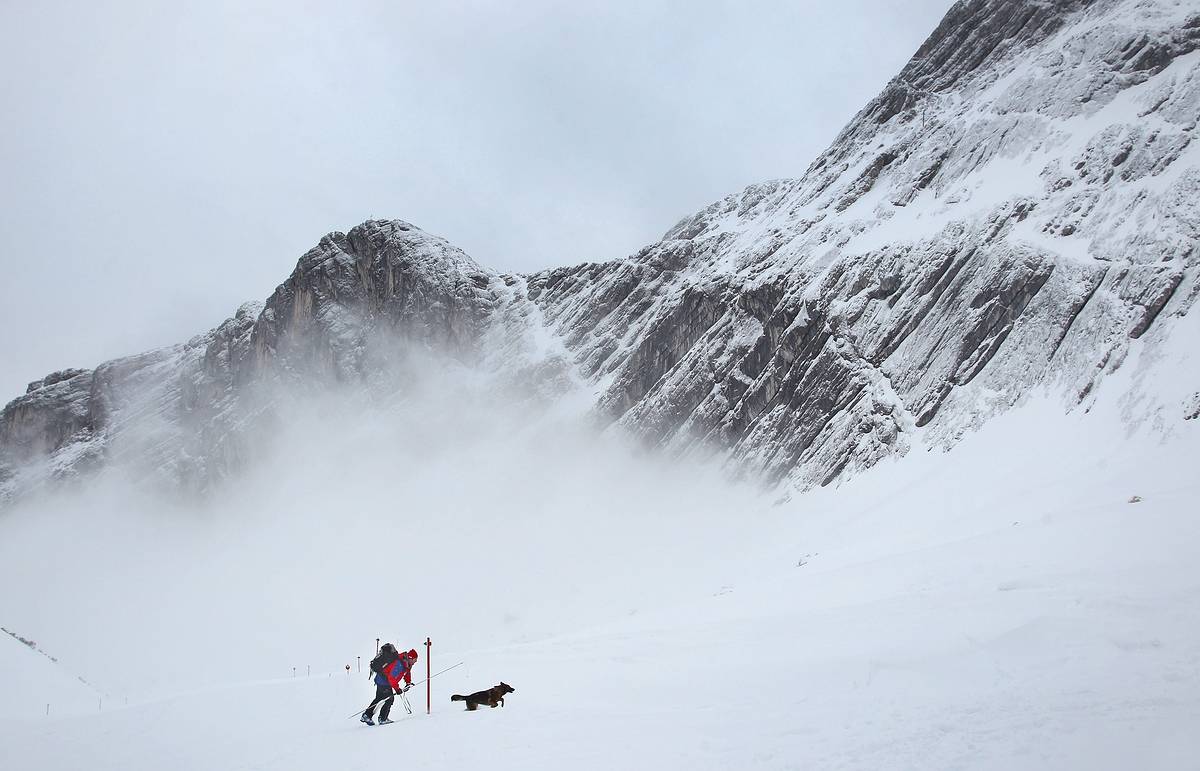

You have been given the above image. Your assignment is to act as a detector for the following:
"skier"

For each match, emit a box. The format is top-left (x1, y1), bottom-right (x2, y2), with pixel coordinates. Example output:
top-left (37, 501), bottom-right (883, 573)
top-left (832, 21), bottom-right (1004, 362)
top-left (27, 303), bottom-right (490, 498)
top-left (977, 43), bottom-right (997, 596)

top-left (361, 644), bottom-right (418, 725)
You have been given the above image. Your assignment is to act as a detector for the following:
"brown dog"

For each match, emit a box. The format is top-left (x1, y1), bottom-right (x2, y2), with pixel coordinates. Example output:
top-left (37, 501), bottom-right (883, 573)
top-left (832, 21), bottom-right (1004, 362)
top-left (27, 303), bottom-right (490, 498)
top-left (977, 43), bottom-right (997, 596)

top-left (450, 682), bottom-right (515, 711)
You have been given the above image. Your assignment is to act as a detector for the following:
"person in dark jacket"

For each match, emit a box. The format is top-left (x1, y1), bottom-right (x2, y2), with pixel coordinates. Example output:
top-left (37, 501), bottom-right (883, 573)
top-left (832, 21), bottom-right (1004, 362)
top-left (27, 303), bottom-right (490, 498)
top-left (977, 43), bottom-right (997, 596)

top-left (361, 644), bottom-right (418, 725)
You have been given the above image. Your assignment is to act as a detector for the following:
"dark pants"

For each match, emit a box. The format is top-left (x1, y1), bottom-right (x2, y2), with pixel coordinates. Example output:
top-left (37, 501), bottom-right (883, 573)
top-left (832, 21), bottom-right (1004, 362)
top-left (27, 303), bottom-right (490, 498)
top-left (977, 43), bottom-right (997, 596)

top-left (364, 682), bottom-right (394, 720)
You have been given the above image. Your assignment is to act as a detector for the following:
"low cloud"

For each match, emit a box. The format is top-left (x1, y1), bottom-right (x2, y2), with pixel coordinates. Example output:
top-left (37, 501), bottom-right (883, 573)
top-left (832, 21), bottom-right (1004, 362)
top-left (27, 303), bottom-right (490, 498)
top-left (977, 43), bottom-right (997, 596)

top-left (0, 340), bottom-right (768, 700)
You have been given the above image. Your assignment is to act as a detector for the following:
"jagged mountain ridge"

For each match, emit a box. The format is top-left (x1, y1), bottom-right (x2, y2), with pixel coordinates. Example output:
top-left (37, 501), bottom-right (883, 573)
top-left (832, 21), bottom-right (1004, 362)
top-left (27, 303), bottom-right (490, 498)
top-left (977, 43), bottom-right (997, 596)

top-left (2, 0), bottom-right (1198, 500)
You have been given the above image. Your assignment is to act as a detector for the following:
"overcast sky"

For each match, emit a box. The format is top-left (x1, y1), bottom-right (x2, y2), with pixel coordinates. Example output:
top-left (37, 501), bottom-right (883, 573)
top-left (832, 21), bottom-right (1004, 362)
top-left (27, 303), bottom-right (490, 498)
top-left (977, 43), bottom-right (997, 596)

top-left (0, 0), bottom-right (951, 398)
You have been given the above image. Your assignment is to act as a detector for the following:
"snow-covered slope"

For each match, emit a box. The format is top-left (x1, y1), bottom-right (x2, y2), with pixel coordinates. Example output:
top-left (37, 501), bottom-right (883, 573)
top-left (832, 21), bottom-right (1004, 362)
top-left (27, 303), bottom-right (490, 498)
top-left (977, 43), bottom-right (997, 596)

top-left (526, 0), bottom-right (1200, 486)
top-left (1, 321), bottom-right (1196, 768)
top-left (0, 627), bottom-right (99, 719)
top-left (3, 3), bottom-right (1199, 766)
top-left (2, 0), bottom-right (1198, 500)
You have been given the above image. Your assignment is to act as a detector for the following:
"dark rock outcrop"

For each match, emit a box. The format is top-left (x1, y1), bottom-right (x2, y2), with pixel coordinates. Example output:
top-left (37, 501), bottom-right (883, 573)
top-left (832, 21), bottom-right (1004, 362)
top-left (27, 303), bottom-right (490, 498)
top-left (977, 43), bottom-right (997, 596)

top-left (3, 0), bottom-right (1198, 501)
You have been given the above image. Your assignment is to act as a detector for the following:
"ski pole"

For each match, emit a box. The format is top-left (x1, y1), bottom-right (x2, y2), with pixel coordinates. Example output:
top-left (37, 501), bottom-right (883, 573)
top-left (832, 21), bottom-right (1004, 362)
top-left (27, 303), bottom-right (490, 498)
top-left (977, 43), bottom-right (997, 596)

top-left (347, 662), bottom-right (464, 718)
top-left (349, 688), bottom-right (413, 720)
top-left (407, 661), bottom-right (464, 690)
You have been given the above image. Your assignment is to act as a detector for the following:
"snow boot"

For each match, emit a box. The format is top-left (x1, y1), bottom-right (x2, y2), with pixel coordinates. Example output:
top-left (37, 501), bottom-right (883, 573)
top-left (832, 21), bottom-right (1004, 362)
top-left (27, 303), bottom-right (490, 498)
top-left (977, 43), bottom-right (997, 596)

top-left (360, 714), bottom-right (375, 726)
top-left (378, 717), bottom-right (395, 725)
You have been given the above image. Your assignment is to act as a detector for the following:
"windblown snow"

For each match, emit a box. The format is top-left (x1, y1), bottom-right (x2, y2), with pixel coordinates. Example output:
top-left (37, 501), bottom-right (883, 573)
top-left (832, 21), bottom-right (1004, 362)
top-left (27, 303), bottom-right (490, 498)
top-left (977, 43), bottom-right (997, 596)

top-left (2, 0), bottom-right (1200, 768)
top-left (0, 314), bottom-right (1197, 769)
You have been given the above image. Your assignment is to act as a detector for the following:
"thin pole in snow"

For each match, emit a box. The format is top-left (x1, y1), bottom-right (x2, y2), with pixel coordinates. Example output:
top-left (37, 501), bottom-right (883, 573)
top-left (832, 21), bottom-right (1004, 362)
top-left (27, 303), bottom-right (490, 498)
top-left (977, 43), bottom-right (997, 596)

top-left (357, 656), bottom-right (361, 673)
top-left (307, 665), bottom-right (310, 677)
top-left (292, 667), bottom-right (296, 678)
top-left (46, 703), bottom-right (49, 717)
top-left (425, 637), bottom-right (432, 715)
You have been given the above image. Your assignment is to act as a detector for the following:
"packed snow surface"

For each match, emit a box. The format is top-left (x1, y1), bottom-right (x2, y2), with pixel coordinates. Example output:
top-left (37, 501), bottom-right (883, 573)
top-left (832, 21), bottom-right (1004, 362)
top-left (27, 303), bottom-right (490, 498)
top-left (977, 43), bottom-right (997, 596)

top-left (1, 323), bottom-right (1197, 769)
top-left (0, 630), bottom-right (98, 720)
top-left (3, 0), bottom-right (1199, 767)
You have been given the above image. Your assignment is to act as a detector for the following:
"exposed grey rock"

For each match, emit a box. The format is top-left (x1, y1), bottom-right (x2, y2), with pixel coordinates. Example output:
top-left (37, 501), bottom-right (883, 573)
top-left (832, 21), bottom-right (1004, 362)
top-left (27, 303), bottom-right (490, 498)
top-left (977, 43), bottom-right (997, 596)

top-left (241, 220), bottom-right (501, 385)
top-left (3, 369), bottom-right (94, 459)
top-left (3, 0), bottom-right (1198, 502)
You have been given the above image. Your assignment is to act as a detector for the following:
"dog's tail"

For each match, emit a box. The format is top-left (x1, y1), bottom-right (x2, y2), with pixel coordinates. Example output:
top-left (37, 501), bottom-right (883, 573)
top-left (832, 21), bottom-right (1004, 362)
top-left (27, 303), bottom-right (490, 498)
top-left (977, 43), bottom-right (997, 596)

top-left (450, 694), bottom-right (464, 702)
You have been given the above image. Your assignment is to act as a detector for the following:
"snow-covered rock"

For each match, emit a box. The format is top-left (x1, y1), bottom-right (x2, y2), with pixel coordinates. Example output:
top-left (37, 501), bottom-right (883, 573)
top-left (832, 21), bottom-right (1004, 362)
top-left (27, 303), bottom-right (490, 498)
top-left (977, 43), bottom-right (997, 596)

top-left (2, 0), bottom-right (1198, 501)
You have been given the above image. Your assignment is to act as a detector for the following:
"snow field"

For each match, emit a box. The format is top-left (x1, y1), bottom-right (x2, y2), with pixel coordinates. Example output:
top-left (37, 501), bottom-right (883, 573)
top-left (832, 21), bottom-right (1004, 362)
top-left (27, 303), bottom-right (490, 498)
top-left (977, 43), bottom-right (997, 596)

top-left (2, 383), bottom-right (1198, 769)
top-left (2, 288), bottom-right (1198, 769)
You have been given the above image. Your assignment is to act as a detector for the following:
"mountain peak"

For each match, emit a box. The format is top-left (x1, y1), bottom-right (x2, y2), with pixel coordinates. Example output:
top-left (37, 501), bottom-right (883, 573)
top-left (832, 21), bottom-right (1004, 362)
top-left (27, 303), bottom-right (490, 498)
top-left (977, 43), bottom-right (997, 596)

top-left (3, 0), bottom-right (1198, 501)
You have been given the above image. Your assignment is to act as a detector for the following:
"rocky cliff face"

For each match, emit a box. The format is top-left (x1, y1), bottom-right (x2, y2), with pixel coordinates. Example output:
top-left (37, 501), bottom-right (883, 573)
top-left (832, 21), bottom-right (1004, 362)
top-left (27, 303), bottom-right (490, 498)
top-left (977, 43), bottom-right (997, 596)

top-left (3, 0), bottom-right (1198, 502)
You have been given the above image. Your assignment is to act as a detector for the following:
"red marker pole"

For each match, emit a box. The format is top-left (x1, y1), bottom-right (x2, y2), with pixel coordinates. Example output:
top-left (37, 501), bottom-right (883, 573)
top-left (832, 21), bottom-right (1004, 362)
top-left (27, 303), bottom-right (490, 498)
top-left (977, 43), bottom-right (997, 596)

top-left (425, 637), bottom-right (432, 715)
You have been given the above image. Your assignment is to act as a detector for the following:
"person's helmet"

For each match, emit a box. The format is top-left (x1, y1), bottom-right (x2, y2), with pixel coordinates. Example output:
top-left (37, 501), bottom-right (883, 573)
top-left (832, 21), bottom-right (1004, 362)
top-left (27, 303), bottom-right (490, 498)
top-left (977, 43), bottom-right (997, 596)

top-left (408, 648), bottom-right (419, 660)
